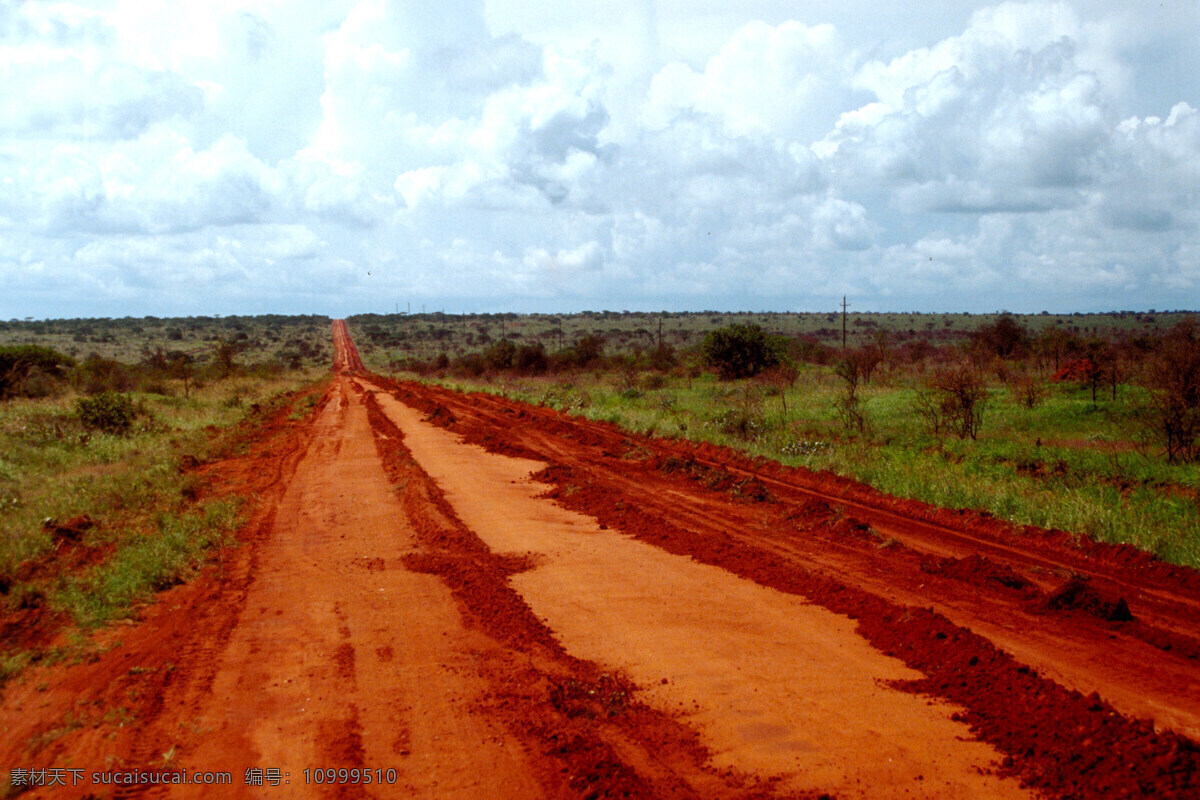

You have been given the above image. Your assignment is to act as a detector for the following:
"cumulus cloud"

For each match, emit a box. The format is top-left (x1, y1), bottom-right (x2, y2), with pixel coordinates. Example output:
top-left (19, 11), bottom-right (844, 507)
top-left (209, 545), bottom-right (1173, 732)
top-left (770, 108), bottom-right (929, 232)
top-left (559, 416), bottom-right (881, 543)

top-left (1, 0), bottom-right (1198, 317)
top-left (824, 3), bottom-right (1119, 206)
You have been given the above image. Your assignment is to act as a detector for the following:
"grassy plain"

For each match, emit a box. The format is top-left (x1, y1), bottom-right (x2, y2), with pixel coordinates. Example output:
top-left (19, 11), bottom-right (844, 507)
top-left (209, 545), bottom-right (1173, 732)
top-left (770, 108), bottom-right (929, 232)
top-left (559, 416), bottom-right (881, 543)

top-left (0, 316), bottom-right (332, 682)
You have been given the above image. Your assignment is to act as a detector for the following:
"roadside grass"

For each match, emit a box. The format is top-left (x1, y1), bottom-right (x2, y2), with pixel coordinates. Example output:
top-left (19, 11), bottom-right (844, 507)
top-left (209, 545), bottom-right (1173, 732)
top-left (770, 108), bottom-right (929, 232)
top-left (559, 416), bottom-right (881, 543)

top-left (0, 368), bottom-right (326, 682)
top-left (428, 369), bottom-right (1200, 570)
top-left (52, 500), bottom-right (243, 628)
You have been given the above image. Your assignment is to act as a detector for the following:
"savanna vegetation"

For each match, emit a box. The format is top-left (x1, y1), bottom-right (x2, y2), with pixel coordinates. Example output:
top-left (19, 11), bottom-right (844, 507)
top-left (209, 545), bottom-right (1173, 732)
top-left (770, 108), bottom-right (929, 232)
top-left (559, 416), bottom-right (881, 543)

top-left (0, 315), bottom-right (331, 682)
top-left (349, 309), bottom-right (1200, 569)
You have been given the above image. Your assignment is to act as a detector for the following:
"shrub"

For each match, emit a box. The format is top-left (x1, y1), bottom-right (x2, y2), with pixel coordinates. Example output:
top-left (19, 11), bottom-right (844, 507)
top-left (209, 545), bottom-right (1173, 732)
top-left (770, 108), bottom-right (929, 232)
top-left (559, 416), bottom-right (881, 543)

top-left (451, 352), bottom-right (488, 377)
top-left (917, 362), bottom-right (988, 440)
top-left (78, 355), bottom-right (138, 394)
top-left (1147, 320), bottom-right (1200, 462)
top-left (834, 357), bottom-right (868, 435)
top-left (0, 345), bottom-right (75, 399)
top-left (484, 340), bottom-right (517, 370)
top-left (971, 314), bottom-right (1030, 358)
top-left (76, 392), bottom-right (139, 435)
top-left (572, 335), bottom-right (606, 368)
top-left (702, 324), bottom-right (785, 380)
top-left (647, 342), bottom-right (677, 371)
top-left (1009, 371), bottom-right (1045, 410)
top-left (513, 343), bottom-right (548, 375)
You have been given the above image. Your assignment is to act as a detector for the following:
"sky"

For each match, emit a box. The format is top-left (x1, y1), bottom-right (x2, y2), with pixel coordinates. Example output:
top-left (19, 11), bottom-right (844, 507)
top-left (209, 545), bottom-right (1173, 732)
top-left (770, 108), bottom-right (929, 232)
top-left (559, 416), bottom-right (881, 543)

top-left (2, 1), bottom-right (1199, 319)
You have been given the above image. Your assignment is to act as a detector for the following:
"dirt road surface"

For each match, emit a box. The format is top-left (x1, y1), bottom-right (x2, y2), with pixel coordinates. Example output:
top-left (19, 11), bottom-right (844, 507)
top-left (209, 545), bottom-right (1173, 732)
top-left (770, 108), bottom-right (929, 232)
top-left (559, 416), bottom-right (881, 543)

top-left (2, 320), bottom-right (1198, 799)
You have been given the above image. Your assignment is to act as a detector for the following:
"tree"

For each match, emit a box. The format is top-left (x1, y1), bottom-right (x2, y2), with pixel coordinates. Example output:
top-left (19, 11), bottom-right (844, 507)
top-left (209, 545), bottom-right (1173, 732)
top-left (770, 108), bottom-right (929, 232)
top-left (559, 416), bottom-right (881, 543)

top-left (972, 314), bottom-right (1029, 359)
top-left (1008, 370), bottom-right (1045, 410)
top-left (1147, 320), bottom-right (1200, 462)
top-left (702, 324), bottom-right (784, 380)
top-left (513, 343), bottom-right (548, 375)
top-left (214, 337), bottom-right (244, 379)
top-left (0, 345), bottom-right (75, 399)
top-left (1082, 339), bottom-right (1116, 407)
top-left (484, 340), bottom-right (516, 370)
top-left (647, 342), bottom-right (677, 371)
top-left (167, 352), bottom-right (196, 398)
top-left (757, 362), bottom-right (800, 414)
top-left (573, 334), bottom-right (606, 368)
top-left (850, 345), bottom-right (883, 384)
top-left (833, 356), bottom-right (868, 435)
top-left (918, 362), bottom-right (988, 440)
top-left (1036, 326), bottom-right (1080, 372)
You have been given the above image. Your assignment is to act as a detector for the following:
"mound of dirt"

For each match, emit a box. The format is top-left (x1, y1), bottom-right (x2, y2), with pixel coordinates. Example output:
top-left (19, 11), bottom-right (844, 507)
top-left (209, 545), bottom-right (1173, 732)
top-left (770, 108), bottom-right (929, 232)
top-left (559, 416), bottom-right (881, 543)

top-left (549, 673), bottom-right (633, 719)
top-left (651, 455), bottom-right (772, 502)
top-left (830, 516), bottom-right (877, 542)
top-left (1043, 577), bottom-right (1134, 622)
top-left (426, 404), bottom-right (457, 427)
top-left (43, 514), bottom-right (96, 543)
top-left (925, 554), bottom-right (1038, 597)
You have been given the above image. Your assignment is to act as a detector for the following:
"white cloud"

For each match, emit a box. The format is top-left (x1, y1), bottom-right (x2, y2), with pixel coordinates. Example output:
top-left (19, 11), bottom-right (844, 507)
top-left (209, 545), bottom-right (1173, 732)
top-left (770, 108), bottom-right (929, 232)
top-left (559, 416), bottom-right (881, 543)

top-left (643, 20), bottom-right (856, 143)
top-left (2, 1), bottom-right (1199, 317)
top-left (823, 2), bottom-right (1122, 210)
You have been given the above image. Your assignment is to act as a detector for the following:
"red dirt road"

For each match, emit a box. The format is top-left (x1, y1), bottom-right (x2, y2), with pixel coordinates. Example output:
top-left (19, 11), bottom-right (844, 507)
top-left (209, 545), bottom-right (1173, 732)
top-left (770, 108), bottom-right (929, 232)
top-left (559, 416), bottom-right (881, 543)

top-left (2, 321), bottom-right (1199, 799)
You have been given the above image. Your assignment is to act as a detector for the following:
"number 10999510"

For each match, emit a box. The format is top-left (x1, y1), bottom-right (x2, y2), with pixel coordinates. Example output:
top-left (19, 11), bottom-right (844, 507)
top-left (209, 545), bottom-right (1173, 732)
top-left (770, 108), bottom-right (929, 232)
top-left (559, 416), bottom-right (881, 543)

top-left (303, 768), bottom-right (397, 785)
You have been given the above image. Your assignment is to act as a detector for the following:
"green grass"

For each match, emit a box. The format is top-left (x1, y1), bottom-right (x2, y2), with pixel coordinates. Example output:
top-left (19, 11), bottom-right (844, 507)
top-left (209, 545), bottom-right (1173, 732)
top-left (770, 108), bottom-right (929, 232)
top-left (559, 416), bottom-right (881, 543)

top-left (52, 499), bottom-right (242, 628)
top-left (0, 368), bottom-right (327, 683)
top-left (428, 368), bottom-right (1200, 570)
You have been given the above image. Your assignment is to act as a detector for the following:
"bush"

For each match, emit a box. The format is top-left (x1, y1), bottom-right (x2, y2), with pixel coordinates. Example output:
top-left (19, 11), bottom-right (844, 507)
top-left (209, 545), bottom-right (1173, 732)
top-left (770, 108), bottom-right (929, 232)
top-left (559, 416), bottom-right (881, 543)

top-left (76, 392), bottom-right (139, 435)
top-left (484, 340), bottom-right (517, 370)
top-left (971, 314), bottom-right (1029, 358)
top-left (1147, 320), bottom-right (1200, 462)
top-left (702, 324), bottom-right (785, 380)
top-left (917, 362), bottom-right (988, 440)
top-left (0, 345), bottom-right (75, 399)
top-left (1009, 372), bottom-right (1045, 410)
top-left (833, 357), bottom-right (868, 435)
top-left (78, 355), bottom-right (138, 394)
top-left (647, 342), bottom-right (677, 371)
top-left (513, 343), bottom-right (548, 375)
top-left (569, 335), bottom-right (606, 369)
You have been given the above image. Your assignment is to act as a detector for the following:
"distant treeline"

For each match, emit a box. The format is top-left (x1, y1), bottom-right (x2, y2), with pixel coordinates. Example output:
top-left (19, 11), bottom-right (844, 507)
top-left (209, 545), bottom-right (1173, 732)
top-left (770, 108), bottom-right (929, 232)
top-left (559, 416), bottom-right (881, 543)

top-left (0, 315), bottom-right (333, 400)
top-left (345, 309), bottom-right (1198, 377)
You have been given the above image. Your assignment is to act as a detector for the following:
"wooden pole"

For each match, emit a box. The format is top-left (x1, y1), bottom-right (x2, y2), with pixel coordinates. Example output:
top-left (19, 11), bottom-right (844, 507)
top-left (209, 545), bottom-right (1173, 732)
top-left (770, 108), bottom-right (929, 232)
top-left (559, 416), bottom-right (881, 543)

top-left (842, 296), bottom-right (848, 350)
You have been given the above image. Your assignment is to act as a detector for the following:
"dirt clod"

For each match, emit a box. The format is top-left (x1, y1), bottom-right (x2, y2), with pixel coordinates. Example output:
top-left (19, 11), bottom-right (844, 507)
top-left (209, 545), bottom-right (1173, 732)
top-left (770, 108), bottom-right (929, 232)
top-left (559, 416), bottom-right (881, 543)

top-left (1043, 577), bottom-right (1134, 622)
top-left (43, 514), bottom-right (96, 542)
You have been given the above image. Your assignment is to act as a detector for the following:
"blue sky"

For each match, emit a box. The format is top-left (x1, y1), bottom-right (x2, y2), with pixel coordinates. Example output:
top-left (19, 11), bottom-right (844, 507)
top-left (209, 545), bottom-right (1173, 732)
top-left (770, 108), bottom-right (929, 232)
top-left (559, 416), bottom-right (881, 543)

top-left (2, 1), bottom-right (1199, 318)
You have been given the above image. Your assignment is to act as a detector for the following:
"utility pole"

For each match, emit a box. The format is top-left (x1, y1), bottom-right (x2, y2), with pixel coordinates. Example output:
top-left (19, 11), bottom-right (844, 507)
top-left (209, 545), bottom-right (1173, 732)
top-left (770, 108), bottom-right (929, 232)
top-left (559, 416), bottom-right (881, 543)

top-left (842, 296), bottom-right (849, 350)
